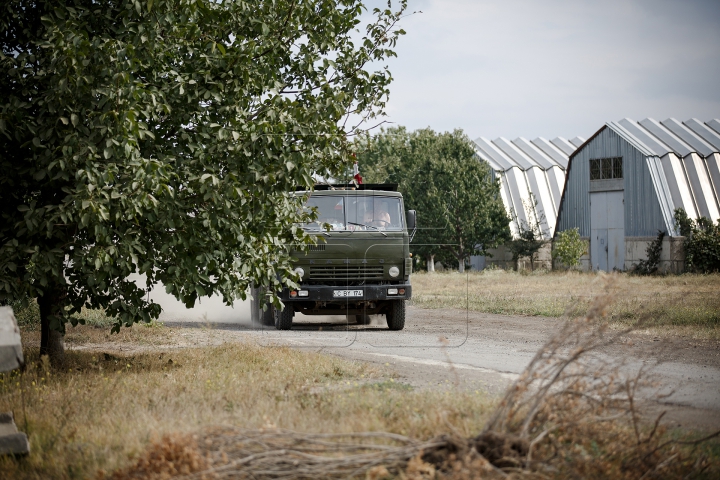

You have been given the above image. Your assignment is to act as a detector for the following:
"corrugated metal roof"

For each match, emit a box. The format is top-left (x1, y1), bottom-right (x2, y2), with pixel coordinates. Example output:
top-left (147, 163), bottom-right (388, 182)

top-left (473, 136), bottom-right (583, 239)
top-left (557, 118), bottom-right (720, 238)
top-left (606, 118), bottom-right (720, 223)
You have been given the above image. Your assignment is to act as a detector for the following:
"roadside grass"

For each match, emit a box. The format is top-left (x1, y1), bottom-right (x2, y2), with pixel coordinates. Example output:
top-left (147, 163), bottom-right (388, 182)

top-left (0, 325), bottom-right (495, 479)
top-left (11, 298), bottom-right (125, 332)
top-left (411, 270), bottom-right (720, 336)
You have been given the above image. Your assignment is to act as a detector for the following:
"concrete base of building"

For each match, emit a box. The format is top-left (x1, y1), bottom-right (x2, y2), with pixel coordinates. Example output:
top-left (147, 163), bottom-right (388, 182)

top-left (624, 236), bottom-right (685, 274)
top-left (480, 242), bottom-right (553, 272)
top-left (473, 236), bottom-right (685, 274)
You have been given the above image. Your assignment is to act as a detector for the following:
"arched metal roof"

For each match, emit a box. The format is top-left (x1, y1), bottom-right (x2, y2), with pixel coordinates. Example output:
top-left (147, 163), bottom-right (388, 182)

top-left (473, 136), bottom-right (583, 239)
top-left (555, 118), bottom-right (720, 239)
top-left (605, 118), bottom-right (720, 223)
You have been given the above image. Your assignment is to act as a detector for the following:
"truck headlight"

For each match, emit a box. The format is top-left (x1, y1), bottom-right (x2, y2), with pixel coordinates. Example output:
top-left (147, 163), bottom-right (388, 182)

top-left (388, 266), bottom-right (400, 278)
top-left (294, 267), bottom-right (305, 278)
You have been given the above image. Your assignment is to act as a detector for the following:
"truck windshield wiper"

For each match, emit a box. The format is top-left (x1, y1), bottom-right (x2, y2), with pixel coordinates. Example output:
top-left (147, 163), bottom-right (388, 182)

top-left (347, 222), bottom-right (387, 237)
top-left (302, 226), bottom-right (331, 237)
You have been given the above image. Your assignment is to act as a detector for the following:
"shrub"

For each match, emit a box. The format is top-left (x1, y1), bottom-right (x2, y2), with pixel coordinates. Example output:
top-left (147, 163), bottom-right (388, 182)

top-left (552, 228), bottom-right (586, 269)
top-left (632, 230), bottom-right (665, 275)
top-left (2, 298), bottom-right (116, 330)
top-left (675, 208), bottom-right (720, 273)
top-left (508, 194), bottom-right (547, 271)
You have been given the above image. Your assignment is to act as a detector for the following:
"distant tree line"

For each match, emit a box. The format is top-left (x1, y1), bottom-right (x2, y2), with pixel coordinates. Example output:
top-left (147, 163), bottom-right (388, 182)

top-left (354, 127), bottom-right (510, 273)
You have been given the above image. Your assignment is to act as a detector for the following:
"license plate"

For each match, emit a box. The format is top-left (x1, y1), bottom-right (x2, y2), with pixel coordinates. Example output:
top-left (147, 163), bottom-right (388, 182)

top-left (333, 289), bottom-right (363, 298)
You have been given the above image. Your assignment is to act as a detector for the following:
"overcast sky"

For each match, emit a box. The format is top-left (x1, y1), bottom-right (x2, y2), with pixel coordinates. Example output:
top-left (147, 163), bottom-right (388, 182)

top-left (362, 0), bottom-right (720, 141)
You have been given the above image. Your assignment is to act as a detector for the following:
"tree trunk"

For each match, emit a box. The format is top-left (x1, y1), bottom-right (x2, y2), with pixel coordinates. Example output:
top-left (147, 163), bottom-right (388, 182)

top-left (426, 254), bottom-right (435, 273)
top-left (38, 284), bottom-right (66, 364)
top-left (458, 256), bottom-right (465, 273)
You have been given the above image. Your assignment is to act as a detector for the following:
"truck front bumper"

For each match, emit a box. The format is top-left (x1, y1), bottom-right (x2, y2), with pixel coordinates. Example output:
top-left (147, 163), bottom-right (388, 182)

top-left (280, 284), bottom-right (412, 302)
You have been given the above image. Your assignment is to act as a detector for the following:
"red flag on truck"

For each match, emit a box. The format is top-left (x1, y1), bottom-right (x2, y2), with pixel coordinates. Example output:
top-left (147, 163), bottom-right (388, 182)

top-left (353, 161), bottom-right (363, 184)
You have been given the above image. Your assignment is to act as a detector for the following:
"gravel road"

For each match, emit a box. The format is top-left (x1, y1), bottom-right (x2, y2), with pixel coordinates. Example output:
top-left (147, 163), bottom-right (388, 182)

top-left (168, 305), bottom-right (720, 432)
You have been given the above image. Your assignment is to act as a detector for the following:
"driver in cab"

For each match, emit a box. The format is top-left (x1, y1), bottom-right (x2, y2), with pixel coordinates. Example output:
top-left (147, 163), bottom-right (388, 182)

top-left (362, 203), bottom-right (391, 230)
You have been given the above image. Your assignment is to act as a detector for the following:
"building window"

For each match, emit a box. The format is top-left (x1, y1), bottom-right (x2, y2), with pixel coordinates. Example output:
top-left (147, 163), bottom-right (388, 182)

top-left (590, 157), bottom-right (622, 180)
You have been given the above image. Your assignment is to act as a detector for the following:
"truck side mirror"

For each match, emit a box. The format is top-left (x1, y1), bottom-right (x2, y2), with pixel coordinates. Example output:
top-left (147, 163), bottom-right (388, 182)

top-left (406, 210), bottom-right (417, 242)
top-left (406, 210), bottom-right (416, 230)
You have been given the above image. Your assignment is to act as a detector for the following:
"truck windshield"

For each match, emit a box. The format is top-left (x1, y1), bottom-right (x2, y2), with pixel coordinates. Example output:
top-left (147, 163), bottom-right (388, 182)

top-left (303, 195), bottom-right (404, 231)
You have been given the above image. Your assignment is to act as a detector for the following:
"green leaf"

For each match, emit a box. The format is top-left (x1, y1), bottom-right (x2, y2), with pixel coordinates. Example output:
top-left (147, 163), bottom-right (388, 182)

top-left (1, 0), bottom-right (407, 344)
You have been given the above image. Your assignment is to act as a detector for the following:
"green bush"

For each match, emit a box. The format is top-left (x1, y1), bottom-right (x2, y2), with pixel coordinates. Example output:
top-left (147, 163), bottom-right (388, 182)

top-left (3, 297), bottom-right (116, 330)
top-left (631, 230), bottom-right (665, 275)
top-left (675, 208), bottom-right (720, 273)
top-left (552, 228), bottom-right (586, 269)
top-left (5, 298), bottom-right (40, 330)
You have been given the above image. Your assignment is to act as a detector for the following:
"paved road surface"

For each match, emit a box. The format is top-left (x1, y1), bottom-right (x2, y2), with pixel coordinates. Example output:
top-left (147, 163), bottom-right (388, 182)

top-left (168, 306), bottom-right (720, 431)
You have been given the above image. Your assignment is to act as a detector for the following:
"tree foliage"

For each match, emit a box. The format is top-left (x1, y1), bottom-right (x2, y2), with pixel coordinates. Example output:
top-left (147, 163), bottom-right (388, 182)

top-left (0, 0), bottom-right (406, 355)
top-left (507, 195), bottom-right (546, 271)
top-left (552, 228), bottom-right (585, 269)
top-left (674, 208), bottom-right (720, 273)
top-left (355, 128), bottom-right (510, 272)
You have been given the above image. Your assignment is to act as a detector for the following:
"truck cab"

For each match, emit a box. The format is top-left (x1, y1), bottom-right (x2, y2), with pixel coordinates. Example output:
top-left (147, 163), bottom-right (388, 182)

top-left (253, 184), bottom-right (416, 330)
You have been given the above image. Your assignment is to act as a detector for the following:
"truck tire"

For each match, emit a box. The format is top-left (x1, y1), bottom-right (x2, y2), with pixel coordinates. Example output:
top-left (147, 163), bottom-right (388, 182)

top-left (251, 286), bottom-right (275, 327)
top-left (386, 300), bottom-right (405, 331)
top-left (274, 303), bottom-right (294, 330)
top-left (260, 303), bottom-right (274, 327)
top-left (355, 314), bottom-right (372, 325)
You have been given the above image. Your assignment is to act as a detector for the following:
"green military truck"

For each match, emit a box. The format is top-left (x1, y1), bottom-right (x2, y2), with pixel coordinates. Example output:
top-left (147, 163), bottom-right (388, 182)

top-left (252, 184), bottom-right (416, 331)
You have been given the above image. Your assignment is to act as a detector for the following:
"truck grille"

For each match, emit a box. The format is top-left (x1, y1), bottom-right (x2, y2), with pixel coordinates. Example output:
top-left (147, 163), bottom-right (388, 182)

top-left (309, 265), bottom-right (384, 280)
top-left (308, 244), bottom-right (326, 251)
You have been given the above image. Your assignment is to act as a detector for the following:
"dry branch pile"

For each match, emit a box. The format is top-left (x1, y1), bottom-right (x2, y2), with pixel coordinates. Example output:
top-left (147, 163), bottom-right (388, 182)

top-left (109, 277), bottom-right (718, 480)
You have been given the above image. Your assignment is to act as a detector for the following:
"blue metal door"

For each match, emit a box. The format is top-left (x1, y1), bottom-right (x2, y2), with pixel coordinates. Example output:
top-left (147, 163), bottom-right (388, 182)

top-left (595, 229), bottom-right (608, 271)
top-left (606, 190), bottom-right (625, 271)
top-left (590, 191), bottom-right (625, 271)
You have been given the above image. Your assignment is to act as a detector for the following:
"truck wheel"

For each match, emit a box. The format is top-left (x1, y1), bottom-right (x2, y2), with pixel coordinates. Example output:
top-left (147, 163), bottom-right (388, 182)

top-left (260, 303), bottom-right (274, 327)
top-left (274, 303), bottom-right (294, 330)
top-left (355, 314), bottom-right (372, 325)
top-left (386, 300), bottom-right (405, 331)
top-left (251, 287), bottom-right (275, 327)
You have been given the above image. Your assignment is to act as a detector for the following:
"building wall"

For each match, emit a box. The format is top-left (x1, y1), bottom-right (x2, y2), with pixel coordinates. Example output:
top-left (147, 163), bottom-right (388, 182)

top-left (556, 127), bottom-right (672, 239)
top-left (476, 236), bottom-right (684, 273)
top-left (548, 236), bottom-right (684, 273)
top-left (624, 236), bottom-right (685, 274)
top-left (481, 242), bottom-right (552, 271)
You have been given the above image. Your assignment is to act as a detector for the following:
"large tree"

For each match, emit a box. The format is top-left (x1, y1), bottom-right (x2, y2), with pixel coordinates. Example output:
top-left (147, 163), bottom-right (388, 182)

top-left (355, 128), bottom-right (510, 272)
top-left (0, 0), bottom-right (406, 360)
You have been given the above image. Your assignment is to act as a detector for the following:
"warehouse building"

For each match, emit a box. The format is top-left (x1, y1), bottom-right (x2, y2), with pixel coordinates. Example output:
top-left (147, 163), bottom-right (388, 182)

top-left (470, 135), bottom-right (585, 269)
top-left (555, 118), bottom-right (720, 272)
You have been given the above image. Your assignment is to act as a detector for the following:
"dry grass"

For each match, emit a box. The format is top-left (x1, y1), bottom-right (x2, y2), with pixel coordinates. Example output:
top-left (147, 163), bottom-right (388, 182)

top-left (411, 270), bottom-right (720, 336)
top-left (99, 277), bottom-right (720, 479)
top-left (476, 277), bottom-right (720, 479)
top-left (0, 325), bottom-right (495, 479)
top-left (2, 273), bottom-right (719, 478)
